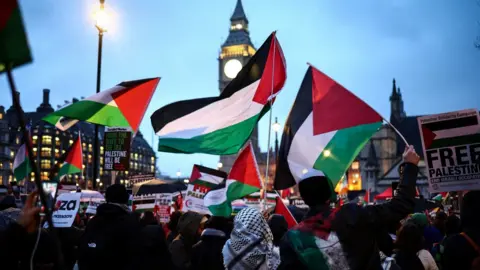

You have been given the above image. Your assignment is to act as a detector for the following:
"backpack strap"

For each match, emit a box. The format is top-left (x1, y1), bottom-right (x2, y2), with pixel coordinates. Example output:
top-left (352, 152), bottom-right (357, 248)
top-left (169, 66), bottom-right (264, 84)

top-left (460, 232), bottom-right (480, 254)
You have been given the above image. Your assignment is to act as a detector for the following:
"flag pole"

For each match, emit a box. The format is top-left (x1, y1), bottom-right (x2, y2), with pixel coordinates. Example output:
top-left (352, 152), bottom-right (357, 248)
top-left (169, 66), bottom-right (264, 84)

top-left (383, 118), bottom-right (409, 146)
top-left (263, 32), bottom-right (277, 211)
top-left (6, 67), bottom-right (65, 268)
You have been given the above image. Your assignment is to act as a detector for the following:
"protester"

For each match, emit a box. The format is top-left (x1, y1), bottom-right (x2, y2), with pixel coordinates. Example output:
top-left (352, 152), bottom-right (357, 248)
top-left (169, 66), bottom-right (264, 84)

top-left (267, 214), bottom-right (288, 247)
top-left (442, 191), bottom-right (480, 270)
top-left (223, 207), bottom-right (280, 270)
top-left (191, 216), bottom-right (231, 270)
top-left (167, 211), bottom-right (183, 244)
top-left (169, 211), bottom-right (205, 270)
top-left (78, 184), bottom-right (142, 270)
top-left (140, 210), bottom-right (157, 226)
top-left (279, 146), bottom-right (420, 270)
top-left (139, 212), bottom-right (173, 270)
top-left (394, 222), bottom-right (438, 270)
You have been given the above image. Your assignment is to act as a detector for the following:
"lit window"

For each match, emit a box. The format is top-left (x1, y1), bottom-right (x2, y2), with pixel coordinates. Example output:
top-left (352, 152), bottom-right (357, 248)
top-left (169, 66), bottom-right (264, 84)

top-left (41, 147), bottom-right (52, 157)
top-left (88, 144), bottom-right (93, 152)
top-left (42, 135), bottom-right (52, 145)
top-left (100, 168), bottom-right (103, 176)
top-left (100, 157), bottom-right (103, 165)
top-left (15, 137), bottom-right (20, 144)
top-left (9, 175), bottom-right (12, 182)
top-left (69, 140), bottom-right (73, 145)
top-left (41, 159), bottom-right (51, 169)
top-left (134, 162), bottom-right (138, 170)
top-left (352, 161), bottom-right (360, 170)
top-left (82, 143), bottom-right (86, 151)
top-left (82, 164), bottom-right (86, 169)
top-left (134, 153), bottom-right (138, 160)
top-left (0, 175), bottom-right (3, 183)
top-left (10, 151), bottom-right (14, 158)
top-left (30, 172), bottom-right (34, 177)
top-left (151, 165), bottom-right (154, 173)
top-left (88, 154), bottom-right (92, 163)
top-left (125, 171), bottom-right (128, 175)
top-left (55, 148), bottom-right (60, 158)
top-left (55, 137), bottom-right (59, 141)
top-left (150, 156), bottom-right (154, 163)
top-left (0, 113), bottom-right (2, 120)
top-left (9, 162), bottom-right (13, 169)
top-left (62, 150), bottom-right (66, 154)
top-left (41, 171), bottom-right (49, 181)
top-left (100, 146), bottom-right (104, 155)
top-left (0, 163), bottom-right (2, 169)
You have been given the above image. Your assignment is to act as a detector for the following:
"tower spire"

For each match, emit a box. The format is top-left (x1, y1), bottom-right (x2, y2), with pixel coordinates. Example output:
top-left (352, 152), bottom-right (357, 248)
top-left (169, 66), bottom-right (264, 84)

top-left (391, 78), bottom-right (397, 96)
top-left (231, 0), bottom-right (248, 23)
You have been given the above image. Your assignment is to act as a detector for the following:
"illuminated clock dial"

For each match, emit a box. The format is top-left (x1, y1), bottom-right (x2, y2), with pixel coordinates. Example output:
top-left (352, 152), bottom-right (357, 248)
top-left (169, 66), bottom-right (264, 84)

top-left (224, 59), bottom-right (242, 79)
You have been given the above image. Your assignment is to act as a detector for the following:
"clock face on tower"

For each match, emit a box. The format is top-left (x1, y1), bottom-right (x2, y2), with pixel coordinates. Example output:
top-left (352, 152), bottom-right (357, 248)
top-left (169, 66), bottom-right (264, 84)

top-left (224, 59), bottom-right (243, 79)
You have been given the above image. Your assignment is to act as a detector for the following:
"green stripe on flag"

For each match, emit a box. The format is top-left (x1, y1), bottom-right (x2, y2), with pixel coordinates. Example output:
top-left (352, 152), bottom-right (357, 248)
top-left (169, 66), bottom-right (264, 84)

top-left (314, 122), bottom-right (382, 186)
top-left (56, 162), bottom-right (81, 181)
top-left (207, 201), bottom-right (232, 217)
top-left (226, 181), bottom-right (260, 200)
top-left (429, 133), bottom-right (480, 150)
top-left (13, 159), bottom-right (30, 181)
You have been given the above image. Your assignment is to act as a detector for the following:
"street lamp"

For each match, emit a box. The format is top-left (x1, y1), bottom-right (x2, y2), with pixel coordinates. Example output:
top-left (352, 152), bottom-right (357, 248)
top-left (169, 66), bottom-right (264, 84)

top-left (272, 117), bottom-right (281, 161)
top-left (217, 162), bottom-right (223, 169)
top-left (176, 170), bottom-right (181, 180)
top-left (92, 0), bottom-right (108, 190)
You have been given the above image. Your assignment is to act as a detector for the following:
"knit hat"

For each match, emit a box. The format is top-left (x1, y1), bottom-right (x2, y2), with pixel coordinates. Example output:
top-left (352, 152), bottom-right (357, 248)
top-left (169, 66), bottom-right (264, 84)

top-left (410, 213), bottom-right (428, 229)
top-left (298, 169), bottom-right (334, 207)
top-left (105, 184), bottom-right (129, 204)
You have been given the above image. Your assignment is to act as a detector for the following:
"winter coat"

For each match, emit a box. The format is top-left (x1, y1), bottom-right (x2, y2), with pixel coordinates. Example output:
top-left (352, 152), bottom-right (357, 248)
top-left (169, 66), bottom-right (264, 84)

top-left (442, 230), bottom-right (480, 270)
top-left (191, 228), bottom-right (228, 270)
top-left (78, 203), bottom-right (142, 270)
top-left (169, 211), bottom-right (204, 270)
top-left (279, 162), bottom-right (419, 270)
top-left (139, 224), bottom-right (173, 270)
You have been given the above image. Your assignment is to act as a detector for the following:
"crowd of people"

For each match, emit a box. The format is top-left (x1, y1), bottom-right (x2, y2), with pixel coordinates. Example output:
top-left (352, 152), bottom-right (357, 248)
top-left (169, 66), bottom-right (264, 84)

top-left (0, 147), bottom-right (479, 270)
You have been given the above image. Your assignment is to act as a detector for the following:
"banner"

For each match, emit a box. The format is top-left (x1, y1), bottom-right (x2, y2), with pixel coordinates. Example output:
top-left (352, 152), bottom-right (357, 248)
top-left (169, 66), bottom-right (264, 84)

top-left (103, 127), bottom-right (132, 171)
top-left (52, 193), bottom-right (81, 228)
top-left (183, 165), bottom-right (227, 214)
top-left (85, 199), bottom-right (105, 215)
top-left (418, 109), bottom-right (480, 192)
top-left (156, 193), bottom-right (172, 223)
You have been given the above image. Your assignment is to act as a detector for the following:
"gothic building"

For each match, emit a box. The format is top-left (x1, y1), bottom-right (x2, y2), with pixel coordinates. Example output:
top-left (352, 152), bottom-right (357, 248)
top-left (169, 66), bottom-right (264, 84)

top-left (0, 89), bottom-right (156, 188)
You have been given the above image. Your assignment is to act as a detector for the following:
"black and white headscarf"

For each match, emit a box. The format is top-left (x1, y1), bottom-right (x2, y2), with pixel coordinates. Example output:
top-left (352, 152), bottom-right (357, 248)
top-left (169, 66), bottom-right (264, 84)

top-left (222, 207), bottom-right (280, 270)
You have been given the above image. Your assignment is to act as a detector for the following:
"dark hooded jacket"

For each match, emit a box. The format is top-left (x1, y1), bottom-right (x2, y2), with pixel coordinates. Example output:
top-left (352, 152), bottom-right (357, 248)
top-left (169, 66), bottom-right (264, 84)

top-left (169, 211), bottom-right (204, 270)
top-left (279, 163), bottom-right (419, 270)
top-left (442, 190), bottom-right (480, 270)
top-left (78, 203), bottom-right (142, 270)
top-left (139, 224), bottom-right (173, 270)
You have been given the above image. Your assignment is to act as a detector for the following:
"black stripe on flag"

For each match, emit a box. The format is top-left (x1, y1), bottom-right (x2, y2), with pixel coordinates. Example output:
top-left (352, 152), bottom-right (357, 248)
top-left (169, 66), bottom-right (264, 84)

top-left (274, 67), bottom-right (314, 190)
top-left (118, 78), bottom-right (157, 88)
top-left (195, 164), bottom-right (228, 180)
top-left (423, 115), bottom-right (478, 131)
top-left (150, 33), bottom-right (275, 133)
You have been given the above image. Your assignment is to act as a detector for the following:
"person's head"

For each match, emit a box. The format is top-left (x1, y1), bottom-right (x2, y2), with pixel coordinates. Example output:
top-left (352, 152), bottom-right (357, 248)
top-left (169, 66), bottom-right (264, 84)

top-left (460, 190), bottom-right (480, 231)
top-left (298, 169), bottom-right (334, 207)
top-left (233, 208), bottom-right (273, 245)
top-left (167, 211), bottom-right (183, 232)
top-left (141, 211), bottom-right (157, 226)
top-left (433, 211), bottom-right (447, 232)
top-left (445, 215), bottom-right (461, 236)
top-left (204, 216), bottom-right (232, 235)
top-left (177, 211), bottom-right (204, 241)
top-left (267, 214), bottom-right (289, 246)
top-left (396, 222), bottom-right (424, 254)
top-left (105, 184), bottom-right (129, 204)
top-left (409, 213), bottom-right (429, 230)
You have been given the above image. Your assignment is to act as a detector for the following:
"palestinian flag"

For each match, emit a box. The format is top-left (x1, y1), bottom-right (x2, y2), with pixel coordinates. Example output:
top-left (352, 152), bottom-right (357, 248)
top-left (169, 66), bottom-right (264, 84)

top-left (151, 32), bottom-right (286, 155)
top-left (43, 78), bottom-right (160, 132)
top-left (0, 0), bottom-right (32, 72)
top-left (189, 164), bottom-right (227, 189)
top-left (274, 196), bottom-right (297, 229)
top-left (204, 143), bottom-right (262, 217)
top-left (274, 65), bottom-right (382, 189)
top-left (56, 135), bottom-right (83, 181)
top-left (13, 144), bottom-right (31, 181)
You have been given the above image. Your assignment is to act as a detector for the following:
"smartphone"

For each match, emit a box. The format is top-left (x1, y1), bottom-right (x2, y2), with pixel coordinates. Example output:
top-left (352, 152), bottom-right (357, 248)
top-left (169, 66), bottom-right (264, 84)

top-left (37, 181), bottom-right (58, 215)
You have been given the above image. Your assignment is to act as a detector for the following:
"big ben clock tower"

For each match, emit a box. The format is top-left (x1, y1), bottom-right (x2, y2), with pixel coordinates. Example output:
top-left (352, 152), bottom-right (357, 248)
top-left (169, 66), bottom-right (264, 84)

top-left (218, 0), bottom-right (260, 173)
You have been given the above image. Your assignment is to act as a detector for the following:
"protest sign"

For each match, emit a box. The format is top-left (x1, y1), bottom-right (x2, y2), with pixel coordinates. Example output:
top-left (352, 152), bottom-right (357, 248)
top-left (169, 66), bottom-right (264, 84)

top-left (103, 127), bottom-right (131, 171)
top-left (183, 165), bottom-right (226, 214)
top-left (244, 192), bottom-right (277, 212)
top-left (418, 109), bottom-right (480, 192)
top-left (52, 193), bottom-right (81, 228)
top-left (155, 193), bottom-right (173, 223)
top-left (85, 199), bottom-right (105, 215)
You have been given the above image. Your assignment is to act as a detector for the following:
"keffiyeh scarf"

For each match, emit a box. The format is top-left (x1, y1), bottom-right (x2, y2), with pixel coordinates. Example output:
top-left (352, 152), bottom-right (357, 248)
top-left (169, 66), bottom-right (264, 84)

top-left (223, 208), bottom-right (280, 270)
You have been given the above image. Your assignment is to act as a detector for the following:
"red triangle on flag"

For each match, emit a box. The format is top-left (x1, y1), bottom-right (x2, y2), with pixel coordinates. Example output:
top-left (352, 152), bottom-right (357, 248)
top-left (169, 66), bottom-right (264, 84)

top-left (421, 126), bottom-right (436, 149)
top-left (228, 142), bottom-right (262, 189)
top-left (112, 78), bottom-right (160, 132)
top-left (274, 196), bottom-right (297, 229)
top-left (65, 135), bottom-right (83, 169)
top-left (189, 165), bottom-right (202, 184)
top-left (310, 66), bottom-right (382, 135)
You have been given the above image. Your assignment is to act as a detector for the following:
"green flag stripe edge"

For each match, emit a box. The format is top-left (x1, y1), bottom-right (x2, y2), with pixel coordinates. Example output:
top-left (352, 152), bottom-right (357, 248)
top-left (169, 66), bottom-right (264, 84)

top-left (314, 122), bottom-right (382, 187)
top-left (14, 159), bottom-right (31, 181)
top-left (0, 7), bottom-right (32, 72)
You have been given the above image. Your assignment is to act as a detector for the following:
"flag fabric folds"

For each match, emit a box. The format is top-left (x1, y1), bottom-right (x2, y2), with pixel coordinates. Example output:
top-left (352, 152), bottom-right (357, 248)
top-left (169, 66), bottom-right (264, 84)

top-left (43, 78), bottom-right (160, 132)
top-left (13, 144), bottom-right (31, 182)
top-left (0, 0), bottom-right (32, 72)
top-left (151, 32), bottom-right (286, 155)
top-left (274, 65), bottom-right (382, 190)
top-left (189, 164), bottom-right (227, 189)
top-left (56, 135), bottom-right (83, 181)
top-left (274, 196), bottom-right (297, 229)
top-left (204, 143), bottom-right (262, 217)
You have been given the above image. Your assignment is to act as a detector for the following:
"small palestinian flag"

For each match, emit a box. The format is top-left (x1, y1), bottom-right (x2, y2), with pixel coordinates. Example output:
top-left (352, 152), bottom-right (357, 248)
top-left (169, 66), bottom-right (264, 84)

top-left (274, 65), bottom-right (382, 190)
top-left (274, 196), bottom-right (297, 229)
top-left (13, 144), bottom-right (31, 182)
top-left (151, 32), bottom-right (286, 155)
top-left (189, 165), bottom-right (227, 189)
top-left (43, 78), bottom-right (160, 132)
top-left (0, 0), bottom-right (32, 72)
top-left (204, 142), bottom-right (262, 217)
top-left (56, 135), bottom-right (83, 181)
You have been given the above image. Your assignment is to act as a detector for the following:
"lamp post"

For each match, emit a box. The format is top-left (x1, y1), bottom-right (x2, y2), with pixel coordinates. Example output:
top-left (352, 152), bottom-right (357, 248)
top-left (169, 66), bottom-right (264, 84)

top-left (217, 162), bottom-right (223, 170)
top-left (176, 170), bottom-right (181, 180)
top-left (92, 0), bottom-right (108, 190)
top-left (272, 117), bottom-right (281, 161)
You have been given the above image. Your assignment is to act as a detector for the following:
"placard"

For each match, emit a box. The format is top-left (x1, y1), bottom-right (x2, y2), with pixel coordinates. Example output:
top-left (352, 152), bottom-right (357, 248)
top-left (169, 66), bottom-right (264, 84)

top-left (418, 109), bottom-right (480, 192)
top-left (103, 127), bottom-right (131, 171)
top-left (156, 193), bottom-right (172, 223)
top-left (85, 199), bottom-right (105, 215)
top-left (52, 193), bottom-right (81, 228)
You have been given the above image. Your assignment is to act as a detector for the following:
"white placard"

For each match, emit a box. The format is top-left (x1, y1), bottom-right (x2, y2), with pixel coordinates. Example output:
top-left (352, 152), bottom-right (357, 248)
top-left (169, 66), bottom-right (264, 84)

top-left (52, 193), bottom-right (81, 228)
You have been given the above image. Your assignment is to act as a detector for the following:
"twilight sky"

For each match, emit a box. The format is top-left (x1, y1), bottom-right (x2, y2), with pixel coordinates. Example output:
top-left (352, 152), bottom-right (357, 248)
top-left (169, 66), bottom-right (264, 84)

top-left (1, 0), bottom-right (479, 177)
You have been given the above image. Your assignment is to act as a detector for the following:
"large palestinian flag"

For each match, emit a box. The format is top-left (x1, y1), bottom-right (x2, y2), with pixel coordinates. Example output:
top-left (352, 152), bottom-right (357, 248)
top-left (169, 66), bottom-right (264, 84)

top-left (204, 143), bottom-right (262, 217)
top-left (56, 135), bottom-right (83, 181)
top-left (274, 65), bottom-right (382, 189)
top-left (43, 78), bottom-right (160, 132)
top-left (151, 32), bottom-right (286, 155)
top-left (0, 0), bottom-right (32, 72)
top-left (13, 144), bottom-right (31, 181)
